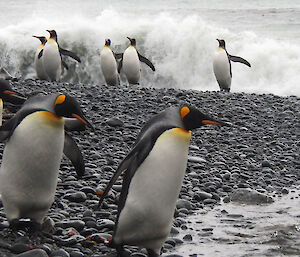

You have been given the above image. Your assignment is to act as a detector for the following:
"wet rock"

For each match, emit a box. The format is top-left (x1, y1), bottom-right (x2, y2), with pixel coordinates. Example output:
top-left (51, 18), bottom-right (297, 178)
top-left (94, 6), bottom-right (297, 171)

top-left (176, 199), bottom-right (192, 210)
top-left (231, 188), bottom-right (274, 204)
top-left (188, 156), bottom-right (206, 163)
top-left (16, 249), bottom-right (48, 257)
top-left (106, 117), bottom-right (124, 127)
top-left (183, 234), bottom-right (193, 241)
top-left (282, 188), bottom-right (289, 194)
top-left (64, 192), bottom-right (87, 203)
top-left (56, 220), bottom-right (85, 231)
top-left (51, 248), bottom-right (70, 257)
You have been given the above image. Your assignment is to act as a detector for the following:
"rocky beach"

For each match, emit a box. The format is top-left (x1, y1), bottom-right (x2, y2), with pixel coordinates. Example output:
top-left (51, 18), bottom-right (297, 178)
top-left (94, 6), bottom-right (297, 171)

top-left (0, 79), bottom-right (299, 257)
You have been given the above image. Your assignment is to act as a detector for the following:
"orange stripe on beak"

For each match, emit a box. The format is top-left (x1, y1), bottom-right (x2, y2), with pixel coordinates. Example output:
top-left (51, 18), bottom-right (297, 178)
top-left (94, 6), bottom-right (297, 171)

top-left (3, 90), bottom-right (18, 96)
top-left (72, 113), bottom-right (87, 125)
top-left (202, 120), bottom-right (222, 126)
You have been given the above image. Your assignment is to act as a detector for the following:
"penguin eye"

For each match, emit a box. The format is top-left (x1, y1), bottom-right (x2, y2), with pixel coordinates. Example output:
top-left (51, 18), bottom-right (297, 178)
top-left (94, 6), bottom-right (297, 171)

top-left (55, 95), bottom-right (66, 105)
top-left (180, 106), bottom-right (190, 121)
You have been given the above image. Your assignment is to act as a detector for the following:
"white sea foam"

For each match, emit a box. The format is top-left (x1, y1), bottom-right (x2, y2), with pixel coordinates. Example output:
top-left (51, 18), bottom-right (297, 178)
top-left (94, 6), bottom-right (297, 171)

top-left (0, 2), bottom-right (299, 97)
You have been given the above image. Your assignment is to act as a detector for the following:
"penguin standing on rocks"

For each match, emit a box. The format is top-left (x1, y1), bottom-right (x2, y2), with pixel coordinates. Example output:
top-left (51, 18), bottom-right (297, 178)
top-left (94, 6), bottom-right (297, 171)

top-left (0, 79), bottom-right (25, 125)
top-left (100, 39), bottom-right (120, 86)
top-left (0, 93), bottom-right (93, 229)
top-left (118, 37), bottom-right (155, 85)
top-left (33, 36), bottom-right (48, 80)
top-left (38, 30), bottom-right (81, 81)
top-left (213, 39), bottom-right (251, 92)
top-left (98, 105), bottom-right (225, 256)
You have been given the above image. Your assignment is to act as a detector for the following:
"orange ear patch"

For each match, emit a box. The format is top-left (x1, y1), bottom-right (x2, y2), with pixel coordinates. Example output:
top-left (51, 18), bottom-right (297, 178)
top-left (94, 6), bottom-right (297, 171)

top-left (55, 95), bottom-right (66, 105)
top-left (180, 106), bottom-right (190, 120)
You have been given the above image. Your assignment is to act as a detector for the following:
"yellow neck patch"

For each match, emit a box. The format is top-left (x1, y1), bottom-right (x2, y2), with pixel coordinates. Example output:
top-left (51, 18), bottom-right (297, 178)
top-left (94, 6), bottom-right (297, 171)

top-left (180, 106), bottom-right (190, 120)
top-left (55, 95), bottom-right (66, 105)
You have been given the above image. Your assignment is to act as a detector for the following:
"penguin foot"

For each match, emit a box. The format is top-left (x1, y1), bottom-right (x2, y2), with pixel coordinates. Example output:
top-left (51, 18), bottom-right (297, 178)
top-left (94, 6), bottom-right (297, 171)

top-left (9, 218), bottom-right (42, 232)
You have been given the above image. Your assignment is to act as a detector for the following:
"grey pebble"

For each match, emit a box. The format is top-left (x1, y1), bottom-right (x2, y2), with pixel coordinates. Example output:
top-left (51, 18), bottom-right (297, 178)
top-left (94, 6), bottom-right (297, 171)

top-left (16, 249), bottom-right (48, 257)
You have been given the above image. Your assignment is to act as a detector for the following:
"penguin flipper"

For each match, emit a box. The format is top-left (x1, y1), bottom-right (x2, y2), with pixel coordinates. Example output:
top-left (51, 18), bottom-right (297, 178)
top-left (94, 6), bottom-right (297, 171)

top-left (118, 57), bottom-right (123, 73)
top-left (138, 53), bottom-right (155, 71)
top-left (229, 55), bottom-right (251, 67)
top-left (62, 60), bottom-right (69, 70)
top-left (98, 152), bottom-right (136, 207)
top-left (38, 49), bottom-right (44, 59)
top-left (60, 48), bottom-right (81, 63)
top-left (63, 131), bottom-right (85, 177)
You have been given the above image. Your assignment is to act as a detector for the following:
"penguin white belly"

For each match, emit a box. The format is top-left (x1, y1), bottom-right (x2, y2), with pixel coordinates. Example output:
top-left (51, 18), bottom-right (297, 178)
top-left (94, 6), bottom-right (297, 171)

top-left (123, 47), bottom-right (141, 84)
top-left (0, 111), bottom-right (64, 223)
top-left (34, 47), bottom-right (48, 80)
top-left (100, 47), bottom-right (119, 86)
top-left (42, 40), bottom-right (62, 81)
top-left (213, 50), bottom-right (231, 90)
top-left (115, 128), bottom-right (191, 251)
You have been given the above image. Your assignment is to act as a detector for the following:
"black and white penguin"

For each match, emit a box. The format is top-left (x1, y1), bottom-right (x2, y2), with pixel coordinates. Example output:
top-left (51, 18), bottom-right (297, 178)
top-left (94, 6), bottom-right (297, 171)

top-left (100, 39), bottom-right (120, 86)
top-left (0, 93), bottom-right (92, 228)
top-left (118, 37), bottom-right (155, 85)
top-left (98, 105), bottom-right (225, 256)
top-left (33, 36), bottom-right (48, 80)
top-left (39, 30), bottom-right (81, 81)
top-left (213, 39), bottom-right (251, 92)
top-left (0, 79), bottom-right (25, 125)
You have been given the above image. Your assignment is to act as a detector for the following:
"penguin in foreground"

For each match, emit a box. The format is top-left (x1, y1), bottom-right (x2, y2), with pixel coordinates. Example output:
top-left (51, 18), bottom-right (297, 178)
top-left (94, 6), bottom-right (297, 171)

top-left (0, 93), bottom-right (93, 229)
top-left (100, 39), bottom-right (120, 86)
top-left (38, 30), bottom-right (81, 81)
top-left (0, 79), bottom-right (25, 125)
top-left (118, 37), bottom-right (155, 85)
top-left (33, 36), bottom-right (48, 80)
top-left (98, 105), bottom-right (225, 256)
top-left (213, 39), bottom-right (251, 92)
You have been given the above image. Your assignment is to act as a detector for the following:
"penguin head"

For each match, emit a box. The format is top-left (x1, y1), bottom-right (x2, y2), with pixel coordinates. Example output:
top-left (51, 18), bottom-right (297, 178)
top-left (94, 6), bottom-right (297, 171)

top-left (180, 105), bottom-right (224, 131)
top-left (33, 36), bottom-right (47, 45)
top-left (54, 94), bottom-right (93, 129)
top-left (47, 30), bottom-right (58, 41)
top-left (127, 37), bottom-right (136, 47)
top-left (0, 79), bottom-right (25, 105)
top-left (105, 39), bottom-right (111, 46)
top-left (217, 39), bottom-right (226, 49)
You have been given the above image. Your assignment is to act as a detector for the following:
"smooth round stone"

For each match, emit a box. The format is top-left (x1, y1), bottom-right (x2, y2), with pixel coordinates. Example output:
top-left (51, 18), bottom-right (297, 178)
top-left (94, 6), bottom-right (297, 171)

top-left (65, 192), bottom-right (87, 203)
top-left (203, 199), bottom-right (217, 205)
top-left (16, 249), bottom-right (48, 257)
top-left (176, 199), bottom-right (192, 210)
top-left (194, 191), bottom-right (212, 201)
top-left (69, 251), bottom-right (84, 257)
top-left (183, 234), bottom-right (193, 241)
top-left (106, 117), bottom-right (124, 127)
top-left (56, 220), bottom-right (85, 231)
top-left (282, 188), bottom-right (289, 194)
top-left (51, 248), bottom-right (70, 257)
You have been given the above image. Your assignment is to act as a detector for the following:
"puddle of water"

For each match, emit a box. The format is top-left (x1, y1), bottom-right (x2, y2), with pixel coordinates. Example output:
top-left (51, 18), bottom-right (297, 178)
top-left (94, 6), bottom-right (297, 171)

top-left (171, 186), bottom-right (300, 257)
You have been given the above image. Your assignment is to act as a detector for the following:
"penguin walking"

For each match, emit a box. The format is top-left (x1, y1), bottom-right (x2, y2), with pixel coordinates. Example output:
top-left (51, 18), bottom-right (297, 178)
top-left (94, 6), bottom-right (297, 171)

top-left (33, 36), bottom-right (48, 80)
top-left (39, 30), bottom-right (81, 81)
top-left (98, 105), bottom-right (225, 256)
top-left (118, 37), bottom-right (155, 85)
top-left (0, 93), bottom-right (93, 229)
top-left (0, 79), bottom-right (25, 125)
top-left (100, 39), bottom-right (120, 86)
top-left (213, 39), bottom-right (251, 92)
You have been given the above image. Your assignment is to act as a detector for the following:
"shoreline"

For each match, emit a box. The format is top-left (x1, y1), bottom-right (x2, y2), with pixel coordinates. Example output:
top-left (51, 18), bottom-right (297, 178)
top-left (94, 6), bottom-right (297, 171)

top-left (0, 79), bottom-right (299, 256)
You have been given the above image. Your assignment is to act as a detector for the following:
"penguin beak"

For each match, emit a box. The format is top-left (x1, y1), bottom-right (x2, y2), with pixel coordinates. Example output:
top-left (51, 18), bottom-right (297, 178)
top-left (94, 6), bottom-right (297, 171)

top-left (72, 113), bottom-right (94, 131)
top-left (202, 119), bottom-right (230, 126)
top-left (2, 90), bottom-right (26, 105)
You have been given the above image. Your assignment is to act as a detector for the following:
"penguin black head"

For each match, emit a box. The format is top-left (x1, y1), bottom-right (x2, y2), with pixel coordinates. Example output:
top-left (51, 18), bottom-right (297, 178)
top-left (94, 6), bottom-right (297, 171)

top-left (105, 39), bottom-right (111, 46)
top-left (127, 37), bottom-right (136, 47)
top-left (47, 30), bottom-right (58, 41)
top-left (180, 105), bottom-right (224, 131)
top-left (33, 36), bottom-right (47, 45)
top-left (0, 79), bottom-right (25, 105)
top-left (217, 39), bottom-right (226, 49)
top-left (54, 94), bottom-right (93, 129)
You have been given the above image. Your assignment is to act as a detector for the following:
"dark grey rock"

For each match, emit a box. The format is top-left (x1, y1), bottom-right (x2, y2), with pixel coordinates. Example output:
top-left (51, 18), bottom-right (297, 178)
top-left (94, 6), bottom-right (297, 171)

top-left (106, 117), bottom-right (124, 127)
top-left (231, 188), bottom-right (274, 204)
top-left (16, 249), bottom-right (48, 257)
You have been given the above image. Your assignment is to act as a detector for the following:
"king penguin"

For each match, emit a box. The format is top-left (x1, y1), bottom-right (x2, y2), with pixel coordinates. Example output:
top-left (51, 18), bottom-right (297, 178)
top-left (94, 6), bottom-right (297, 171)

top-left (0, 93), bottom-right (93, 229)
top-left (33, 36), bottom-right (48, 80)
top-left (39, 30), bottom-right (81, 81)
top-left (100, 39), bottom-right (120, 86)
top-left (213, 39), bottom-right (251, 92)
top-left (118, 37), bottom-right (155, 85)
top-left (0, 79), bottom-right (25, 125)
top-left (98, 105), bottom-right (225, 256)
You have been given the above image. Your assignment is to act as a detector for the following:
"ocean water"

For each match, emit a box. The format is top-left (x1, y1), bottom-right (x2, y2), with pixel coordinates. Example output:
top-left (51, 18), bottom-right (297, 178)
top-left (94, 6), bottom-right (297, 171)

top-left (0, 0), bottom-right (300, 96)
